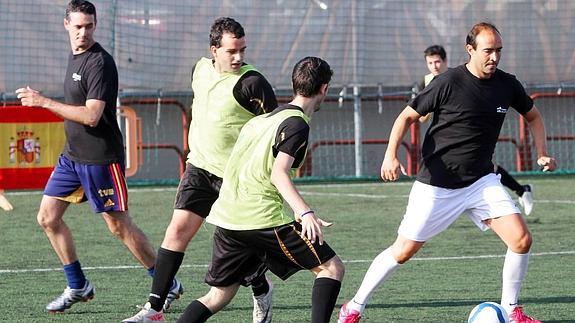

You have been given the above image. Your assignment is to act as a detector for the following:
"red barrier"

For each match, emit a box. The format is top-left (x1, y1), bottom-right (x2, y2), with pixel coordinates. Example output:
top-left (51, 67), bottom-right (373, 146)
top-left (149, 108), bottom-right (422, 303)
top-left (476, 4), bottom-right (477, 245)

top-left (518, 92), bottom-right (575, 171)
top-left (0, 106), bottom-right (64, 189)
top-left (119, 98), bottom-right (189, 177)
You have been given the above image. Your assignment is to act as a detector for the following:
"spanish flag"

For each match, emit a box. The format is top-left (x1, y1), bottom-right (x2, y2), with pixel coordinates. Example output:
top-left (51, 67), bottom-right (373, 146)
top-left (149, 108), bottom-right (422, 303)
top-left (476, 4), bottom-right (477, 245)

top-left (0, 106), bottom-right (65, 189)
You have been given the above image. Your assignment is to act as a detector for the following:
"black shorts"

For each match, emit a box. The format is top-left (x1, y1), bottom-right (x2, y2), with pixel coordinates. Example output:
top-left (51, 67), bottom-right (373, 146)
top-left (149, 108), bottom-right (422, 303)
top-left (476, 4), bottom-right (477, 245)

top-left (173, 163), bottom-right (222, 218)
top-left (205, 222), bottom-right (337, 287)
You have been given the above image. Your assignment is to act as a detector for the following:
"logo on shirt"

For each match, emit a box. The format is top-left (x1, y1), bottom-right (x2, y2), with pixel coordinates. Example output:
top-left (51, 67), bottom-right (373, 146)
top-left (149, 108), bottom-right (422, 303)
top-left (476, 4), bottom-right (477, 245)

top-left (72, 73), bottom-right (82, 82)
top-left (496, 106), bottom-right (508, 113)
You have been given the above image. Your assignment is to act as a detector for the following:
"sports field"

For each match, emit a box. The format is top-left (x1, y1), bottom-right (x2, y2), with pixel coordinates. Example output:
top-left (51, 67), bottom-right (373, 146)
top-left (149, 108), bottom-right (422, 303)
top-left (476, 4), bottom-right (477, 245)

top-left (1, 176), bottom-right (574, 322)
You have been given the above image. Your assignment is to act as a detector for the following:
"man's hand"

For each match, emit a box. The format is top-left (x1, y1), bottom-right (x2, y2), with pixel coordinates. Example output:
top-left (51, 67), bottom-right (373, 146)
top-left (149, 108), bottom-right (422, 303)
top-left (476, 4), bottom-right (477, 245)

top-left (380, 155), bottom-right (407, 182)
top-left (15, 86), bottom-right (47, 108)
top-left (537, 156), bottom-right (556, 172)
top-left (296, 211), bottom-right (332, 245)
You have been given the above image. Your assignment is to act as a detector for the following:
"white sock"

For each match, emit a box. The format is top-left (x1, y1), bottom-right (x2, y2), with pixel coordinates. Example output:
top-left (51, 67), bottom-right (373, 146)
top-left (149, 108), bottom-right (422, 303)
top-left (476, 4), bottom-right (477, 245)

top-left (501, 248), bottom-right (530, 315)
top-left (348, 247), bottom-right (400, 313)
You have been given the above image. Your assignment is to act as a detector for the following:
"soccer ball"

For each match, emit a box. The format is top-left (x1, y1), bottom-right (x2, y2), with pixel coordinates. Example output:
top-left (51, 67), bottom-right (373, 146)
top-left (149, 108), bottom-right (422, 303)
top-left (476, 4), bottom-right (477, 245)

top-left (468, 302), bottom-right (509, 323)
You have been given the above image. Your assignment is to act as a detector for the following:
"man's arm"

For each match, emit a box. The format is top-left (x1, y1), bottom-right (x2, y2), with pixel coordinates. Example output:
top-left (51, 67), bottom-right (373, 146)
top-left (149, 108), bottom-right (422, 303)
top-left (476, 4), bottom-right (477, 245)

top-left (381, 106), bottom-right (421, 181)
top-left (15, 86), bottom-right (105, 127)
top-left (271, 151), bottom-right (331, 245)
top-left (523, 105), bottom-right (557, 171)
top-left (234, 71), bottom-right (278, 115)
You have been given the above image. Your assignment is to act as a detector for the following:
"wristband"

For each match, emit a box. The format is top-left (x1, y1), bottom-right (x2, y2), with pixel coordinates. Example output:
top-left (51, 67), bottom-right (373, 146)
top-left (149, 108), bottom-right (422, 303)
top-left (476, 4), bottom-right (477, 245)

top-left (300, 210), bottom-right (315, 217)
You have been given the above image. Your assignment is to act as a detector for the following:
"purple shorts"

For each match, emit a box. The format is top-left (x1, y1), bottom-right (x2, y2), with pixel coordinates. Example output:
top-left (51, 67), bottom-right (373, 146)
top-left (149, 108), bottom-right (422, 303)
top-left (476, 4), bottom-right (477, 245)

top-left (44, 154), bottom-right (128, 213)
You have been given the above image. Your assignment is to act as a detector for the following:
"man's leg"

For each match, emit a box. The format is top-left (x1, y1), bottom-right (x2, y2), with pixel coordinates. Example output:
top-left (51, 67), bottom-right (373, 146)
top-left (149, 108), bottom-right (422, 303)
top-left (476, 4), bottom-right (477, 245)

top-left (0, 189), bottom-right (13, 211)
top-left (495, 165), bottom-right (534, 215)
top-left (38, 195), bottom-right (94, 312)
top-left (489, 214), bottom-right (534, 316)
top-left (310, 256), bottom-right (345, 323)
top-left (177, 284), bottom-right (241, 323)
top-left (495, 165), bottom-right (526, 196)
top-left (102, 210), bottom-right (156, 268)
top-left (147, 209), bottom-right (204, 311)
top-left (38, 196), bottom-right (75, 264)
top-left (340, 235), bottom-right (424, 321)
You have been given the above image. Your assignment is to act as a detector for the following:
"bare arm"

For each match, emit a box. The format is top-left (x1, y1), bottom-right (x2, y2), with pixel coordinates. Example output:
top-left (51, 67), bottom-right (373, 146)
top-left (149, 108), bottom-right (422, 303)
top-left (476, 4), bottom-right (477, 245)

top-left (523, 105), bottom-right (557, 171)
top-left (15, 86), bottom-right (105, 127)
top-left (418, 112), bottom-right (432, 123)
top-left (271, 151), bottom-right (331, 244)
top-left (381, 106), bottom-right (421, 181)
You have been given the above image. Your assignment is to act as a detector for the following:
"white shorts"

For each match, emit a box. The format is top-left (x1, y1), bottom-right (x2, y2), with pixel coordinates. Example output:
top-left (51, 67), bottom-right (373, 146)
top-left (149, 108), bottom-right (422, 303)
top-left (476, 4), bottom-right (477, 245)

top-left (397, 173), bottom-right (520, 242)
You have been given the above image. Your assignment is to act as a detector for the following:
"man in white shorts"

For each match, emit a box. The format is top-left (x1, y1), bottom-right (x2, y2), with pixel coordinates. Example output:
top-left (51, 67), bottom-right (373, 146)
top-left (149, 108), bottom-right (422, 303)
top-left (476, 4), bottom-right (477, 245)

top-left (338, 22), bottom-right (556, 323)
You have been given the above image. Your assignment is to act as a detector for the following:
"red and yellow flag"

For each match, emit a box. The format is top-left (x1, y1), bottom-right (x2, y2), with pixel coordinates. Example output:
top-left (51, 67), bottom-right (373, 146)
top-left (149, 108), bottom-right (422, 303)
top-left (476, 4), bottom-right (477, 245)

top-left (0, 106), bottom-right (65, 189)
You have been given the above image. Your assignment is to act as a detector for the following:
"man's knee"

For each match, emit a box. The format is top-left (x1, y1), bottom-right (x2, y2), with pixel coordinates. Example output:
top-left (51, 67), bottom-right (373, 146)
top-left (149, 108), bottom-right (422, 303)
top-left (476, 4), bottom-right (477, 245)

top-left (198, 285), bottom-right (238, 313)
top-left (104, 211), bottom-right (132, 239)
top-left (509, 231), bottom-right (533, 253)
top-left (392, 239), bottom-right (424, 264)
top-left (37, 208), bottom-right (62, 231)
top-left (163, 210), bottom-right (204, 246)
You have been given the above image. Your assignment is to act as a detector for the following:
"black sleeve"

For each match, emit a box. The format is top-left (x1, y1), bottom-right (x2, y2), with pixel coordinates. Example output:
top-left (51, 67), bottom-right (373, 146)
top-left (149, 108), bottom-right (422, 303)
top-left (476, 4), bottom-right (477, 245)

top-left (233, 70), bottom-right (278, 115)
top-left (86, 55), bottom-right (116, 101)
top-left (510, 77), bottom-right (534, 115)
top-left (273, 116), bottom-right (309, 168)
top-left (408, 72), bottom-right (450, 116)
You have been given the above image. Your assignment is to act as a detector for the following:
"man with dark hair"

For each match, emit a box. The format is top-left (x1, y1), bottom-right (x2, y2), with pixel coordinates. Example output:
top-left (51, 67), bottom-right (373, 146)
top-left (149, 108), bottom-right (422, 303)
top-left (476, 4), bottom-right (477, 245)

top-left (338, 22), bottom-right (554, 323)
top-left (123, 17), bottom-right (277, 323)
top-left (421, 44), bottom-right (448, 89)
top-left (176, 56), bottom-right (344, 323)
top-left (16, 0), bottom-right (181, 314)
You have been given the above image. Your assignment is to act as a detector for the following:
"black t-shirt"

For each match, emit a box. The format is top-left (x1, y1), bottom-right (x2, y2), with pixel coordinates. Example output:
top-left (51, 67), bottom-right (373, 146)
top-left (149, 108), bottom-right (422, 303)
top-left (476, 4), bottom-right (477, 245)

top-left (63, 42), bottom-right (124, 164)
top-left (271, 104), bottom-right (310, 168)
top-left (409, 65), bottom-right (533, 188)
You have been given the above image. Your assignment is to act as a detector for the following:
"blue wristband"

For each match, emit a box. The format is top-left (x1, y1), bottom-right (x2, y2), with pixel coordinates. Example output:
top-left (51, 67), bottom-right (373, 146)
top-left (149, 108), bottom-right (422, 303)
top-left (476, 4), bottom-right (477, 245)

top-left (300, 210), bottom-right (315, 217)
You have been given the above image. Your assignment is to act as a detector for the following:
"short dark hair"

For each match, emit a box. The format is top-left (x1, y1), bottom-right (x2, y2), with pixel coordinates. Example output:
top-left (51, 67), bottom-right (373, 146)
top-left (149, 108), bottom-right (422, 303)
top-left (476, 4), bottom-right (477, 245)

top-left (424, 45), bottom-right (446, 60)
top-left (292, 57), bottom-right (333, 97)
top-left (210, 17), bottom-right (245, 48)
top-left (66, 0), bottom-right (97, 23)
top-left (466, 22), bottom-right (500, 49)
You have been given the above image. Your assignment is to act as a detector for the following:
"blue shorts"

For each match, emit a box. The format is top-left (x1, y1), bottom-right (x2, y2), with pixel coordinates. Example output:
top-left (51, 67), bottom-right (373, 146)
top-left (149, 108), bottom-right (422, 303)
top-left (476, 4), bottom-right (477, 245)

top-left (44, 154), bottom-right (128, 213)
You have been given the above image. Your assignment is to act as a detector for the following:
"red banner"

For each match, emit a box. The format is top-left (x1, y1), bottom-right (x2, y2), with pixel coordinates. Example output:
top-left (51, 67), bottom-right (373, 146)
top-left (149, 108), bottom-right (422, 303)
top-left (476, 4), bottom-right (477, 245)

top-left (0, 106), bottom-right (65, 189)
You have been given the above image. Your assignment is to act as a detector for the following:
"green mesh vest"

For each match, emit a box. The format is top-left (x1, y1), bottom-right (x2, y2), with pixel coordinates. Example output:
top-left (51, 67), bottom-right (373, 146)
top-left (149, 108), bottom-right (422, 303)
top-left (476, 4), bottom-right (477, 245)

top-left (207, 108), bottom-right (309, 230)
top-left (187, 57), bottom-right (258, 177)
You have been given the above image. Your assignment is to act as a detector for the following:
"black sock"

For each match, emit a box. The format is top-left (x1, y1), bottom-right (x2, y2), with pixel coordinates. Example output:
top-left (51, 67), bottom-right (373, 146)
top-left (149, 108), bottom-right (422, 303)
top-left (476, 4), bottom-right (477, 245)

top-left (177, 300), bottom-right (213, 323)
top-left (251, 275), bottom-right (270, 297)
top-left (311, 278), bottom-right (341, 323)
top-left (496, 165), bottom-right (524, 196)
top-left (148, 247), bottom-right (184, 312)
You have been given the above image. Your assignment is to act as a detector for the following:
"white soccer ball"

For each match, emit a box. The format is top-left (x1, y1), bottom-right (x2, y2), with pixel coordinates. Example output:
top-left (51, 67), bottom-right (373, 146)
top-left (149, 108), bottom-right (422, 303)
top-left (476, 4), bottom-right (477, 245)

top-left (468, 302), bottom-right (509, 323)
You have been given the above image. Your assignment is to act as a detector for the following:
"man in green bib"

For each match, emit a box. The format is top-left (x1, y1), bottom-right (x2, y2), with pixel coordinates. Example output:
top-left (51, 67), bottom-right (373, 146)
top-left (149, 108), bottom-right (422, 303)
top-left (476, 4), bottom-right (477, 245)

top-left (177, 57), bottom-right (344, 323)
top-left (123, 17), bottom-right (277, 323)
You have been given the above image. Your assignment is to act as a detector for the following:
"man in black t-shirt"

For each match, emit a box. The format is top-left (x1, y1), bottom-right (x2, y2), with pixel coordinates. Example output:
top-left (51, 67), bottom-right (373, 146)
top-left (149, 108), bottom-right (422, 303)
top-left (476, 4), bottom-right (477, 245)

top-left (339, 22), bottom-right (555, 323)
top-left (418, 44), bottom-right (536, 215)
top-left (16, 0), bottom-right (181, 314)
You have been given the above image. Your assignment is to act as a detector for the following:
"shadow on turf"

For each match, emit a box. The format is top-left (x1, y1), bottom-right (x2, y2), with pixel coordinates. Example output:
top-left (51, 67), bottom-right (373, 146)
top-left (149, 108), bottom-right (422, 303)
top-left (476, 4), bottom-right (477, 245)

top-left (176, 295), bottom-right (575, 313)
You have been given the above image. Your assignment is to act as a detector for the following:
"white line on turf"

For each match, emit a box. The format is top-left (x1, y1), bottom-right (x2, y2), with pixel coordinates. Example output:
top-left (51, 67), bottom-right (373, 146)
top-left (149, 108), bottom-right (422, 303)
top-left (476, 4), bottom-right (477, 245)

top-left (8, 187), bottom-right (575, 204)
top-left (300, 191), bottom-right (409, 199)
top-left (1, 251), bottom-right (574, 274)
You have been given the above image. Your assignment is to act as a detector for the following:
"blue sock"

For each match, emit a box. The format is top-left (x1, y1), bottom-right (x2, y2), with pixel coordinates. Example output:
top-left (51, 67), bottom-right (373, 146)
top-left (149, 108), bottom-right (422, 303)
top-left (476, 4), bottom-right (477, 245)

top-left (63, 260), bottom-right (86, 289)
top-left (170, 278), bottom-right (177, 290)
top-left (148, 266), bottom-right (176, 288)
